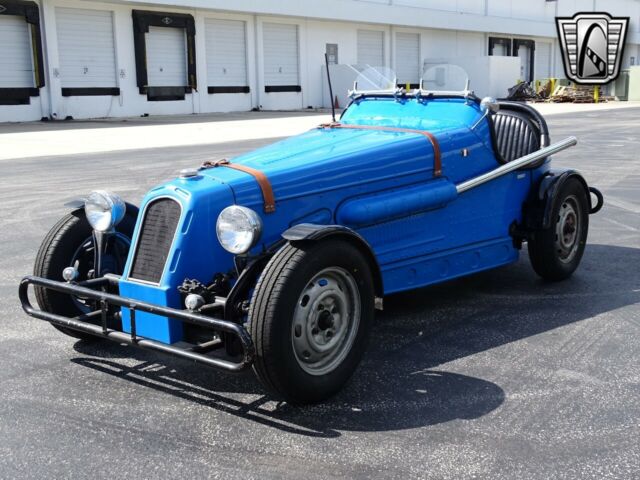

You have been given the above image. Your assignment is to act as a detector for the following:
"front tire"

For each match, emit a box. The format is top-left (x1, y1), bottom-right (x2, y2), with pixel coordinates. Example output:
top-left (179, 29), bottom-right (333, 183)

top-left (249, 239), bottom-right (375, 405)
top-left (34, 209), bottom-right (135, 340)
top-left (528, 178), bottom-right (589, 281)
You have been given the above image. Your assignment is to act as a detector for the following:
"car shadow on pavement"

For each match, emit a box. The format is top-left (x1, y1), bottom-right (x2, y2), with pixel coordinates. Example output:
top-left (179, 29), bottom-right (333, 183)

top-left (71, 243), bottom-right (639, 437)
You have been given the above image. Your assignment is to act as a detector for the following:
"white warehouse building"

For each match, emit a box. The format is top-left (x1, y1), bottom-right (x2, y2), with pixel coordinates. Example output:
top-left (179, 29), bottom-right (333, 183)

top-left (0, 0), bottom-right (639, 122)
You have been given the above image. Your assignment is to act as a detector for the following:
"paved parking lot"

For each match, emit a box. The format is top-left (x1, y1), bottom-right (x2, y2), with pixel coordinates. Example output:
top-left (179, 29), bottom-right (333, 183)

top-left (0, 108), bottom-right (638, 479)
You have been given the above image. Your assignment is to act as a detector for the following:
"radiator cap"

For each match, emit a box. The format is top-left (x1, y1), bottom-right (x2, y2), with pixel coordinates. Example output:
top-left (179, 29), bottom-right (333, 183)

top-left (179, 168), bottom-right (200, 179)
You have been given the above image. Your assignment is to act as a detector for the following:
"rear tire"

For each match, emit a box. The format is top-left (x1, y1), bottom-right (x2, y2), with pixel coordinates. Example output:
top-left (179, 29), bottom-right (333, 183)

top-left (528, 178), bottom-right (589, 281)
top-left (249, 239), bottom-right (375, 405)
top-left (34, 209), bottom-right (135, 340)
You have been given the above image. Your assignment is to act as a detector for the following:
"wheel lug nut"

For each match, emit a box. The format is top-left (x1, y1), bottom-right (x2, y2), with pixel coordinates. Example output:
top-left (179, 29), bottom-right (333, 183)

top-left (318, 304), bottom-right (324, 311)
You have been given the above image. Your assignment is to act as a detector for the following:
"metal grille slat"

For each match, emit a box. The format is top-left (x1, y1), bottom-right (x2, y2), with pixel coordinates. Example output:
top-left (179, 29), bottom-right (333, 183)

top-left (129, 198), bottom-right (181, 283)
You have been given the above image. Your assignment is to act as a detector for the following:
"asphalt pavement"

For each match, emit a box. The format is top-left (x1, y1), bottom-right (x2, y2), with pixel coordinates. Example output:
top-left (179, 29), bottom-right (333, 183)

top-left (0, 108), bottom-right (638, 479)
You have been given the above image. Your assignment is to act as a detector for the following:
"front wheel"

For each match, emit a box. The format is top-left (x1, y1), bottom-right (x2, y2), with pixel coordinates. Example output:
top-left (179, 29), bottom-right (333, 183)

top-left (528, 178), bottom-right (589, 281)
top-left (249, 239), bottom-right (375, 405)
top-left (33, 209), bottom-right (135, 340)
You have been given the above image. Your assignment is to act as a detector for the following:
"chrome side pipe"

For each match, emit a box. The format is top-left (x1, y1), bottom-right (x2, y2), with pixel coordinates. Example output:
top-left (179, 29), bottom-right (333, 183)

top-left (456, 136), bottom-right (578, 194)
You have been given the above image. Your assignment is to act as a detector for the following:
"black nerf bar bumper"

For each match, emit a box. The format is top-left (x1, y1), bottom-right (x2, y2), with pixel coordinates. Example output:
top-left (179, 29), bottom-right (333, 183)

top-left (19, 275), bottom-right (254, 372)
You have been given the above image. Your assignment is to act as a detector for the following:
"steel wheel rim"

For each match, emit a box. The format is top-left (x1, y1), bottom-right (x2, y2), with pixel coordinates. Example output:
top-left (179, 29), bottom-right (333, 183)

top-left (291, 267), bottom-right (361, 376)
top-left (555, 195), bottom-right (580, 264)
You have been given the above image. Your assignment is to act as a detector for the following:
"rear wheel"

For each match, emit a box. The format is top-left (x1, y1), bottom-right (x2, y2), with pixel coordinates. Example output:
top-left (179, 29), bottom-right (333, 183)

top-left (528, 178), bottom-right (589, 281)
top-left (33, 209), bottom-right (135, 340)
top-left (249, 239), bottom-right (375, 404)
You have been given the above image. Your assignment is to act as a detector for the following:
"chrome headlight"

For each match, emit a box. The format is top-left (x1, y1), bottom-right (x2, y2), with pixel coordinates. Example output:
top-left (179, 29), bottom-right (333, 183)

top-left (216, 205), bottom-right (262, 255)
top-left (84, 190), bottom-right (126, 232)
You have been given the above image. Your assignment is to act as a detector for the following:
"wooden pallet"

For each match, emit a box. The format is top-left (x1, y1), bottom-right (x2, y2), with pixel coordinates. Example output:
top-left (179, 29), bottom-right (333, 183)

top-left (547, 84), bottom-right (605, 103)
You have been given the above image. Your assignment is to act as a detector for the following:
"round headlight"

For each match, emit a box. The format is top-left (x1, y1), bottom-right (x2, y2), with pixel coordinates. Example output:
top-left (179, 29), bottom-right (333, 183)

top-left (84, 190), bottom-right (126, 232)
top-left (216, 205), bottom-right (262, 255)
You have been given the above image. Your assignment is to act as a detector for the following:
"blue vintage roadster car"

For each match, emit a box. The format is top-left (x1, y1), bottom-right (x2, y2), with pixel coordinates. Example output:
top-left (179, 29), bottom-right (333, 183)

top-left (20, 66), bottom-right (603, 404)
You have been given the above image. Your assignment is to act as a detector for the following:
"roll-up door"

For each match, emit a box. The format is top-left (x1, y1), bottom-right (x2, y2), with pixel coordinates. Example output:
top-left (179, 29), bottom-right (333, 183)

top-left (263, 22), bottom-right (299, 91)
top-left (55, 8), bottom-right (118, 96)
top-left (205, 18), bottom-right (249, 93)
top-left (0, 15), bottom-right (34, 88)
top-left (147, 26), bottom-right (187, 87)
top-left (395, 32), bottom-right (420, 86)
top-left (513, 39), bottom-right (535, 83)
top-left (535, 41), bottom-right (552, 80)
top-left (357, 30), bottom-right (384, 67)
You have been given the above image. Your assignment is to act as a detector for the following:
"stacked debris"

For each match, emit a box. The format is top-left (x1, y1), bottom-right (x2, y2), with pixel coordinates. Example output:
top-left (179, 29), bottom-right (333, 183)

top-left (547, 84), bottom-right (616, 103)
top-left (549, 84), bottom-right (596, 103)
top-left (505, 82), bottom-right (543, 102)
top-left (537, 80), bottom-right (553, 99)
top-left (505, 81), bottom-right (615, 103)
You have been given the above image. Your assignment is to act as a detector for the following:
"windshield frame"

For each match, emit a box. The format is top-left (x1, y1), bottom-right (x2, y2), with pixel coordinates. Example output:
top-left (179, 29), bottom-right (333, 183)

top-left (347, 89), bottom-right (480, 103)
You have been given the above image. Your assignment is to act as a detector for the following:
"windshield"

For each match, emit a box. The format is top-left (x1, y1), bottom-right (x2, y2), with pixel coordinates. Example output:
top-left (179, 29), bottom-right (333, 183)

top-left (350, 64), bottom-right (470, 95)
top-left (421, 64), bottom-right (470, 93)
top-left (354, 66), bottom-right (397, 91)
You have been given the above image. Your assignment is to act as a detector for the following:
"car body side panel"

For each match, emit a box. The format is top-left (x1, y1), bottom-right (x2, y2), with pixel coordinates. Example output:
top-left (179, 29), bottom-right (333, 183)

top-left (216, 100), bottom-right (534, 296)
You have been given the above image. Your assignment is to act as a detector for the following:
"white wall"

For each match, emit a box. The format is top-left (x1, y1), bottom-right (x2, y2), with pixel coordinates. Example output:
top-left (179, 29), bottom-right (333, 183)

top-left (1, 0), bottom-right (639, 122)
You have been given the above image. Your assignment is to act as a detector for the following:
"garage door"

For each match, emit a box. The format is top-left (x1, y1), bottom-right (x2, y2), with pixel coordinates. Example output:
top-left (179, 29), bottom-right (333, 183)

top-left (55, 8), bottom-right (117, 90)
top-left (263, 22), bottom-right (299, 88)
top-left (205, 18), bottom-right (248, 90)
top-left (357, 30), bottom-right (384, 67)
top-left (396, 32), bottom-right (420, 85)
top-left (535, 41), bottom-right (552, 80)
top-left (147, 26), bottom-right (187, 86)
top-left (0, 15), bottom-right (34, 88)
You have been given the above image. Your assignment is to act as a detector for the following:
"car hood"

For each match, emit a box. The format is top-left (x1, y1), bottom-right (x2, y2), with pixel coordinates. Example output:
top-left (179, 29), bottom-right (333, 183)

top-left (198, 97), bottom-right (485, 195)
top-left (198, 122), bottom-right (462, 205)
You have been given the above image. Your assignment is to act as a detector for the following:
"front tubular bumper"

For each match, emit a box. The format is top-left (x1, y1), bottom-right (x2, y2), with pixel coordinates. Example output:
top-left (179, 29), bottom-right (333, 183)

top-left (19, 275), bottom-right (254, 372)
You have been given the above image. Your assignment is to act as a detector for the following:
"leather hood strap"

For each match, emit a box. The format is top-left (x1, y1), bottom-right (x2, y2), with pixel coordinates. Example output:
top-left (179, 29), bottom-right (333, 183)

top-left (319, 122), bottom-right (442, 177)
top-left (203, 159), bottom-right (276, 213)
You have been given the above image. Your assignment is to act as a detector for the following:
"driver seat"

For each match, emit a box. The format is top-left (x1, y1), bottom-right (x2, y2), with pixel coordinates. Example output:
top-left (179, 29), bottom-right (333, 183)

top-left (492, 110), bottom-right (541, 164)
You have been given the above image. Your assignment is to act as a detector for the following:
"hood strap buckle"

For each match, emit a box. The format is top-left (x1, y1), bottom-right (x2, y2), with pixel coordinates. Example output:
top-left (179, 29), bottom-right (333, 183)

top-left (202, 159), bottom-right (276, 213)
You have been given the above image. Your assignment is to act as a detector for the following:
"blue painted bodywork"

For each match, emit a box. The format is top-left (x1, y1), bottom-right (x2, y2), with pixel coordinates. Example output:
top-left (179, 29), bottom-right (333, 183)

top-left (119, 97), bottom-right (550, 343)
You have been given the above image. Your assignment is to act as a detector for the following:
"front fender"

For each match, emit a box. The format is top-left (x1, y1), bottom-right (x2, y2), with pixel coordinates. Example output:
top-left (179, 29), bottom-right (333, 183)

top-left (282, 223), bottom-right (384, 304)
top-left (532, 170), bottom-right (603, 230)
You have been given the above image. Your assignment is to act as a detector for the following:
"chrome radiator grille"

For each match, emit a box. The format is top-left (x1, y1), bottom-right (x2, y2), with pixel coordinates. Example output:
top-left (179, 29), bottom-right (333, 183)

top-left (129, 198), bottom-right (181, 283)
